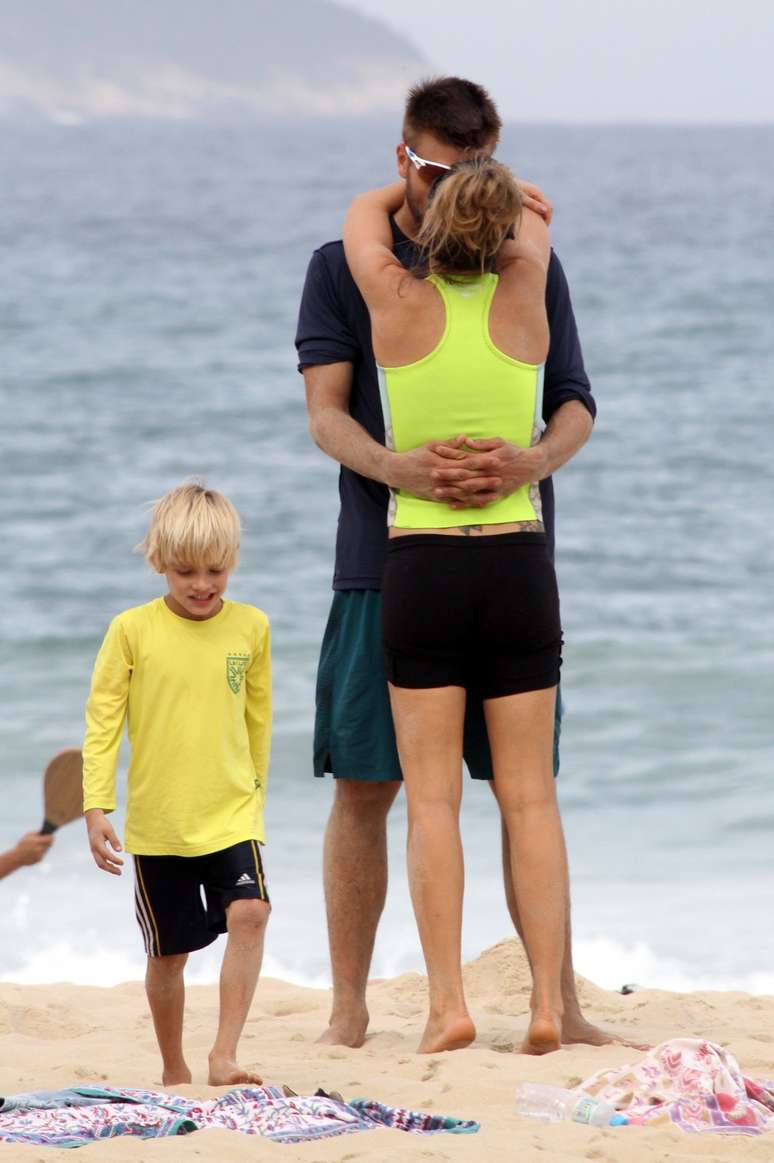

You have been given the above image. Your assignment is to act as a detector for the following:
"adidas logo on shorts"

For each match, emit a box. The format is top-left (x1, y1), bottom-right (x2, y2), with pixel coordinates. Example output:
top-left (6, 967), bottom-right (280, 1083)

top-left (235, 872), bottom-right (254, 886)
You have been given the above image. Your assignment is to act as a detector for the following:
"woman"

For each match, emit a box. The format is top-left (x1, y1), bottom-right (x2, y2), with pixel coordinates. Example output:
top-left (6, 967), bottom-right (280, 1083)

top-left (343, 159), bottom-right (567, 1056)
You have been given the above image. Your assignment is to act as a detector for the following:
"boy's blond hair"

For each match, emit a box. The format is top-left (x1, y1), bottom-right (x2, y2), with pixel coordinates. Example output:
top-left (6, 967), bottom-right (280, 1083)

top-left (140, 481), bottom-right (241, 573)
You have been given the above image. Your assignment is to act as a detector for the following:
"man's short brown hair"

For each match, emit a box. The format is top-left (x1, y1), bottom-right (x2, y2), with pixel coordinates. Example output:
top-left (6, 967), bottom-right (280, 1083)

top-left (403, 76), bottom-right (502, 151)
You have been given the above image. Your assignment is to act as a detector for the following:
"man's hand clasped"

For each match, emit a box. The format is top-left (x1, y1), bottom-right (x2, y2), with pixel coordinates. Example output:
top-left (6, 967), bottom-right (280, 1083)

top-left (390, 434), bottom-right (548, 510)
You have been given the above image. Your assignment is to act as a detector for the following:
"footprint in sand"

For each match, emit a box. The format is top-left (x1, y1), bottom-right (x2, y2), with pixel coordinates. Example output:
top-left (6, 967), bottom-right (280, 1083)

top-left (421, 1058), bottom-right (441, 1082)
top-left (263, 999), bottom-right (319, 1017)
top-left (12, 1004), bottom-right (92, 1040)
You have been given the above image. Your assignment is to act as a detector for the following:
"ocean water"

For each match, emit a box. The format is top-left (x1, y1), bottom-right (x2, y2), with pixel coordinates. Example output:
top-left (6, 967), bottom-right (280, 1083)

top-left (1, 120), bottom-right (772, 996)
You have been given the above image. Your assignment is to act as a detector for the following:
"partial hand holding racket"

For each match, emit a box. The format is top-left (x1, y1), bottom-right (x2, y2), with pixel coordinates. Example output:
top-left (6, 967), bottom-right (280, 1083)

top-left (41, 748), bottom-right (84, 834)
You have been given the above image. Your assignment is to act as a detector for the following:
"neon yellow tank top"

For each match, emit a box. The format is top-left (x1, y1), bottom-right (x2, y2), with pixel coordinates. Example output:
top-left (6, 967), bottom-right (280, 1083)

top-left (377, 272), bottom-right (545, 529)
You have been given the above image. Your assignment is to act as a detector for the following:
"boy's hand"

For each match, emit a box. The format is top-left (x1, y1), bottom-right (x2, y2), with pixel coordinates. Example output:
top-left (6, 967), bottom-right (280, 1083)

top-left (86, 809), bottom-right (124, 876)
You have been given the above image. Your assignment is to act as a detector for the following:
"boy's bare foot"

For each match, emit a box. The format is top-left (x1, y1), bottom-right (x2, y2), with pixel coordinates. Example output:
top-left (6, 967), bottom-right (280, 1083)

top-left (162, 1063), bottom-right (192, 1087)
top-left (522, 1010), bottom-right (561, 1055)
top-left (316, 1006), bottom-right (369, 1049)
top-left (208, 1055), bottom-right (263, 1087)
top-left (561, 1012), bottom-right (650, 1051)
top-left (418, 1013), bottom-right (476, 1054)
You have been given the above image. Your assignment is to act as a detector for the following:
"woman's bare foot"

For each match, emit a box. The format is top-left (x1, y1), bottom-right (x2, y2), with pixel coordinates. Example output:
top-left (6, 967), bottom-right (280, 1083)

top-left (522, 1010), bottom-right (561, 1055)
top-left (418, 1013), bottom-right (476, 1054)
top-left (207, 1054), bottom-right (263, 1087)
top-left (316, 1005), bottom-right (369, 1049)
top-left (561, 1012), bottom-right (650, 1051)
top-left (162, 1063), bottom-right (192, 1087)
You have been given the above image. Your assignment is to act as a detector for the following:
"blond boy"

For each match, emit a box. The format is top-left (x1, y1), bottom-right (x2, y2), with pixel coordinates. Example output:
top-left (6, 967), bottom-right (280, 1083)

top-left (83, 482), bottom-right (271, 1086)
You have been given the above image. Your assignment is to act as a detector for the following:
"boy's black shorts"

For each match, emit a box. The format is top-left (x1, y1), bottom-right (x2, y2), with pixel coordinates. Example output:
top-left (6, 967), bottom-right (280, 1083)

top-left (133, 840), bottom-right (269, 958)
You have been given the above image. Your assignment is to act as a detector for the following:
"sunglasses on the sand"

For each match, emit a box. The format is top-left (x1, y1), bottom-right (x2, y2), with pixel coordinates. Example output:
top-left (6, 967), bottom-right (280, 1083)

top-left (403, 143), bottom-right (453, 185)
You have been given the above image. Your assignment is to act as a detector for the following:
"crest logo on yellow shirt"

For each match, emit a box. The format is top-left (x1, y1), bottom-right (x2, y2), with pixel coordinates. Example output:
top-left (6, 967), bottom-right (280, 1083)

top-left (226, 653), bottom-right (250, 694)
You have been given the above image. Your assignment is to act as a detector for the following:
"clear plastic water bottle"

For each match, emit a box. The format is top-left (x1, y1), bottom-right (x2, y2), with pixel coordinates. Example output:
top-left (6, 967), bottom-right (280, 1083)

top-left (514, 1082), bottom-right (628, 1127)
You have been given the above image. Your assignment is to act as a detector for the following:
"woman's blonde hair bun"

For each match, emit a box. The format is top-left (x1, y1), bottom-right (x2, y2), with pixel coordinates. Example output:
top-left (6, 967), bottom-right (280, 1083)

top-left (415, 156), bottom-right (522, 279)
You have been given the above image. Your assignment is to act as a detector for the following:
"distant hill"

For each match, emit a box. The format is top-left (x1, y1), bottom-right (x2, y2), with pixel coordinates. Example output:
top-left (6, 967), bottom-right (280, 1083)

top-left (0, 0), bottom-right (427, 120)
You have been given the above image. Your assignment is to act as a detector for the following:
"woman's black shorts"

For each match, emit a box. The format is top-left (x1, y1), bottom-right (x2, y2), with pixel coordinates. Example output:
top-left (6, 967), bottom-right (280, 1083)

top-left (381, 533), bottom-right (561, 699)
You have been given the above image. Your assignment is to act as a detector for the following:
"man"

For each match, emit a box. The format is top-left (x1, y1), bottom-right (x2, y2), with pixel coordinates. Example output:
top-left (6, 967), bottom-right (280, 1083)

top-left (296, 76), bottom-right (614, 1049)
top-left (0, 831), bottom-right (53, 879)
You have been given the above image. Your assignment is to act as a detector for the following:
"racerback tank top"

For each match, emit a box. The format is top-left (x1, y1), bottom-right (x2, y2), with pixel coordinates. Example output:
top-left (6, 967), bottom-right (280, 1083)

top-left (377, 272), bottom-right (545, 529)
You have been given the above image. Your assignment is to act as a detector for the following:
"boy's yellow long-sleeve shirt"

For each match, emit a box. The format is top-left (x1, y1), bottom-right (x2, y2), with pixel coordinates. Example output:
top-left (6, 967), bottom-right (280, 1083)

top-left (83, 598), bottom-right (271, 856)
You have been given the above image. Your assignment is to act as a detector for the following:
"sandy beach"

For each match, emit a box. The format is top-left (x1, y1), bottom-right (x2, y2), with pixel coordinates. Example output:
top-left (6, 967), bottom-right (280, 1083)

top-left (2, 938), bottom-right (773, 1161)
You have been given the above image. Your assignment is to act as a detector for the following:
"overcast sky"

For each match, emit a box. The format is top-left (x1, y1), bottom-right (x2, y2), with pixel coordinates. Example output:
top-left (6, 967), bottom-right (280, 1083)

top-left (344, 0), bottom-right (773, 123)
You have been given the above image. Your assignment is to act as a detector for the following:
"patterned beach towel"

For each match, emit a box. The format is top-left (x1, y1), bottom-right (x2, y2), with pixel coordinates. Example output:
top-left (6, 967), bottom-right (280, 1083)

top-left (579, 1038), bottom-right (774, 1135)
top-left (0, 1084), bottom-right (479, 1148)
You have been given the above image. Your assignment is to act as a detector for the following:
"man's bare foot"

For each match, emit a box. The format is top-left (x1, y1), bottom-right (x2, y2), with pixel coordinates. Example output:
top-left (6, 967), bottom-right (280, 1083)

top-left (561, 1013), bottom-right (650, 1051)
top-left (207, 1055), bottom-right (263, 1087)
top-left (316, 1007), bottom-right (369, 1049)
top-left (162, 1064), bottom-right (192, 1087)
top-left (522, 1011), bottom-right (561, 1055)
top-left (418, 1013), bottom-right (476, 1054)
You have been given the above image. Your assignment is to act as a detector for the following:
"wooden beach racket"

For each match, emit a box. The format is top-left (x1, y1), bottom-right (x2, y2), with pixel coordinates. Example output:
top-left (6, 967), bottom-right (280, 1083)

top-left (40, 748), bottom-right (84, 834)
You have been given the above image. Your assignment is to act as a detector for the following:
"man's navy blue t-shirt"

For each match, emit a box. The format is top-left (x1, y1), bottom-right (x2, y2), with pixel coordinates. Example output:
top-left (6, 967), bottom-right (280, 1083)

top-left (295, 220), bottom-right (595, 590)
